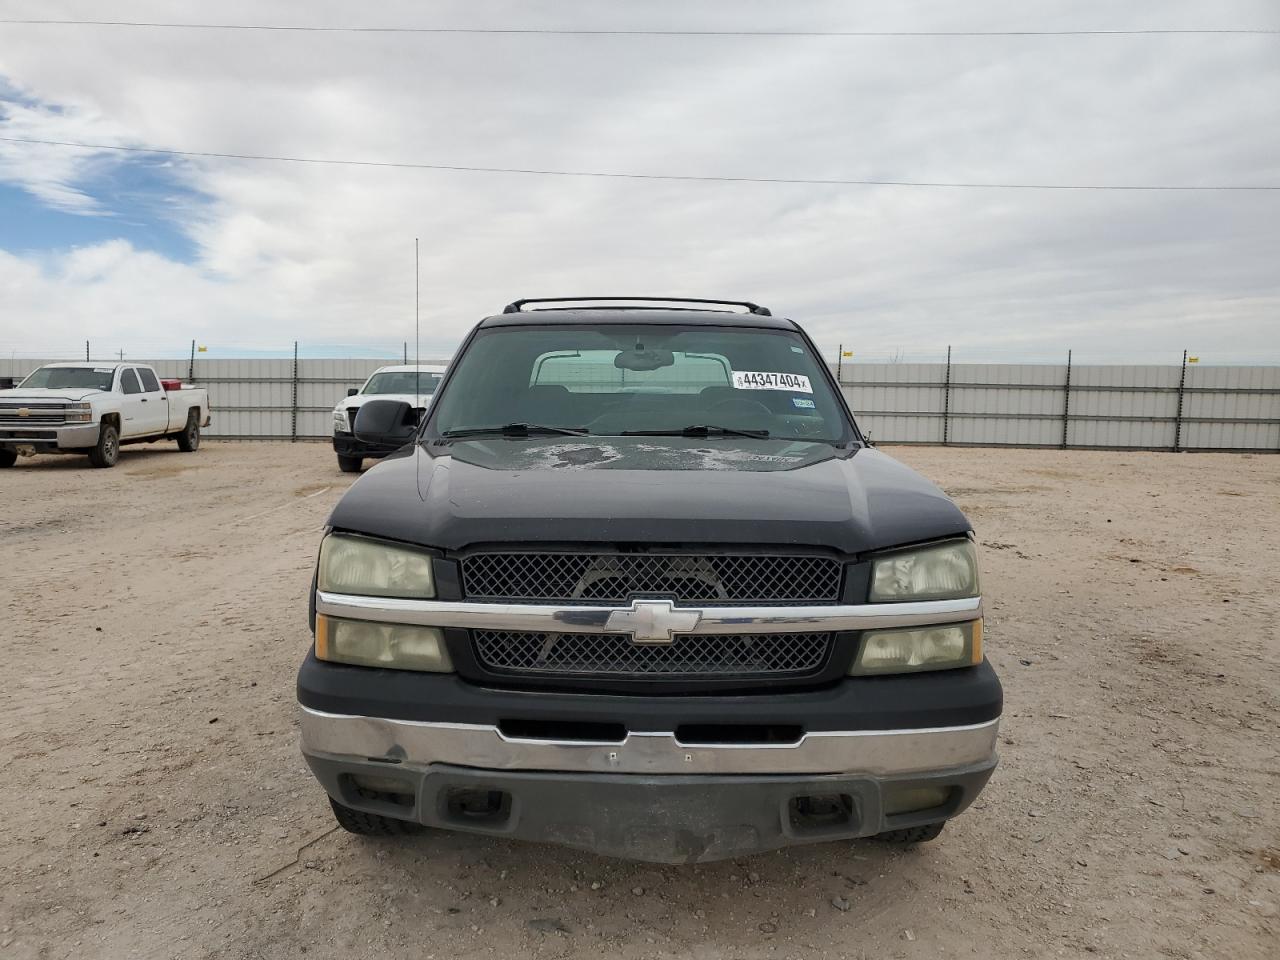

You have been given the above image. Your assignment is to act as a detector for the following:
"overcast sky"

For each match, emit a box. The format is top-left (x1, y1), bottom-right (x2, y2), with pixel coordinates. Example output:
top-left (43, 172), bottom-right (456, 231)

top-left (1, 0), bottom-right (1278, 363)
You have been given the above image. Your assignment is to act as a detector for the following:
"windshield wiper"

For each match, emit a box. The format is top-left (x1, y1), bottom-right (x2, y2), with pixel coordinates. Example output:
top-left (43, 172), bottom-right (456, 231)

top-left (441, 422), bottom-right (590, 439)
top-left (619, 425), bottom-right (770, 439)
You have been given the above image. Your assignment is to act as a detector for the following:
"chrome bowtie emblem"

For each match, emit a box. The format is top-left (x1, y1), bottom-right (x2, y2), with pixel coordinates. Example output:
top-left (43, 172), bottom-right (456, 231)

top-left (604, 599), bottom-right (701, 645)
top-left (17, 408), bottom-right (30, 418)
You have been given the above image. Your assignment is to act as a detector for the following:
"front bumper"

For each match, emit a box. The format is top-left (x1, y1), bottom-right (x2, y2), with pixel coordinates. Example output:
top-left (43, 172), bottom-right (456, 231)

top-left (301, 709), bottom-right (997, 862)
top-left (299, 589), bottom-right (1001, 861)
top-left (0, 422), bottom-right (100, 451)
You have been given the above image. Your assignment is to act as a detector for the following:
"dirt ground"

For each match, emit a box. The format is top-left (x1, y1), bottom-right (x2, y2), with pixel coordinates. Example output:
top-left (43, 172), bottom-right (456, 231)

top-left (2, 441), bottom-right (1277, 960)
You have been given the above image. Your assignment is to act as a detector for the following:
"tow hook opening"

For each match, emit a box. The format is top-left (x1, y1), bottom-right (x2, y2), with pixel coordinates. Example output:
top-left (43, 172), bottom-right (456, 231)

top-left (787, 793), bottom-right (856, 834)
top-left (343, 773), bottom-right (415, 808)
top-left (443, 788), bottom-right (513, 828)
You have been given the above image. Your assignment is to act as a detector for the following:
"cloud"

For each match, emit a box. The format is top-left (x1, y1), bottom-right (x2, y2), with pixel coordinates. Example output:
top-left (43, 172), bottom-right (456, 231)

top-left (0, 0), bottom-right (1278, 362)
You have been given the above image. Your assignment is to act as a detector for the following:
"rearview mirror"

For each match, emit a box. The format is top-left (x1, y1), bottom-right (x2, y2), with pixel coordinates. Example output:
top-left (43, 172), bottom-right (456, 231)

top-left (353, 399), bottom-right (418, 449)
top-left (614, 348), bottom-right (675, 372)
top-left (346, 387), bottom-right (359, 397)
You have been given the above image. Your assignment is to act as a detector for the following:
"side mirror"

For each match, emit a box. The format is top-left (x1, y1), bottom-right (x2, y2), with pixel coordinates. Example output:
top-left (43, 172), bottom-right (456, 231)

top-left (346, 387), bottom-right (359, 397)
top-left (353, 399), bottom-right (417, 448)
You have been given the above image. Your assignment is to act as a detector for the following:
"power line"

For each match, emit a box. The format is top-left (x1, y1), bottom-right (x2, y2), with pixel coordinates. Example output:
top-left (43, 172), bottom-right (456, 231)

top-left (0, 19), bottom-right (1277, 37)
top-left (2, 136), bottom-right (1277, 191)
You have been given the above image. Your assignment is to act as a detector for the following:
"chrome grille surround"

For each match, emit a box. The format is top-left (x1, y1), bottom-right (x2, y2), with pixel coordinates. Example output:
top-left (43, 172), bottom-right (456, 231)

top-left (460, 552), bottom-right (843, 606)
top-left (473, 629), bottom-right (832, 678)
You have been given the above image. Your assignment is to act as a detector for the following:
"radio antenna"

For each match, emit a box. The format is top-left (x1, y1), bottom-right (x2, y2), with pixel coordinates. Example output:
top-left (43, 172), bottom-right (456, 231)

top-left (415, 237), bottom-right (420, 408)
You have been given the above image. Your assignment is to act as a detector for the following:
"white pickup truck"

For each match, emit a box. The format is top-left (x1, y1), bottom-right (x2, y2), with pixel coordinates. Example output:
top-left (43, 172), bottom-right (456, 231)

top-left (0, 362), bottom-right (211, 469)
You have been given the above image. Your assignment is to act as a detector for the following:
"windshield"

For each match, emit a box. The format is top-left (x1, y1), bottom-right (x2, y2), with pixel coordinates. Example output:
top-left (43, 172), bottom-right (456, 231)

top-left (19, 366), bottom-right (115, 391)
top-left (428, 324), bottom-right (852, 444)
top-left (362, 371), bottom-right (443, 396)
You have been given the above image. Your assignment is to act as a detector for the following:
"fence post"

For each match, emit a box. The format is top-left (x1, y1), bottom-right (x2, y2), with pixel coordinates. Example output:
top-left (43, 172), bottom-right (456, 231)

top-left (1061, 349), bottom-right (1072, 449)
top-left (1173, 349), bottom-right (1188, 452)
top-left (291, 341), bottom-right (299, 443)
top-left (836, 343), bottom-right (843, 383)
top-left (188, 339), bottom-right (196, 383)
top-left (942, 345), bottom-right (952, 445)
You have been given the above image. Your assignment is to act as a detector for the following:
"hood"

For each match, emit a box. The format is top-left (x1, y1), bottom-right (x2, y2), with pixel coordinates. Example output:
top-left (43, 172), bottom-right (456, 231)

top-left (0, 387), bottom-right (106, 402)
top-left (328, 436), bottom-right (970, 556)
top-left (335, 392), bottom-right (435, 413)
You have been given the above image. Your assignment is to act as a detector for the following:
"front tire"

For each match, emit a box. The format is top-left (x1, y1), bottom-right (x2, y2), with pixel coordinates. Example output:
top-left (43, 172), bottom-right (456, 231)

top-left (329, 797), bottom-right (424, 836)
top-left (872, 821), bottom-right (946, 844)
top-left (337, 454), bottom-right (363, 473)
top-left (0, 448), bottom-right (16, 468)
top-left (177, 411), bottom-right (200, 452)
top-left (88, 422), bottom-right (120, 468)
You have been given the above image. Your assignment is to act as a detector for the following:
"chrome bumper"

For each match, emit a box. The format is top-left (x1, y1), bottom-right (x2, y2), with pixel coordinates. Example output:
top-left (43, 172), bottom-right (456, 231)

top-left (0, 422), bottom-right (100, 448)
top-left (314, 591), bottom-right (982, 636)
top-left (300, 706), bottom-right (999, 777)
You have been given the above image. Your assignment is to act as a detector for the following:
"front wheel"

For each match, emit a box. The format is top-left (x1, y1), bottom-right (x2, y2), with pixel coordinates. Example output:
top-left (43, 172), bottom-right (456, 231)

top-left (176, 411), bottom-right (200, 452)
top-left (329, 797), bottom-right (424, 836)
top-left (88, 423), bottom-right (120, 468)
top-left (337, 454), bottom-right (362, 473)
top-left (0, 448), bottom-right (16, 468)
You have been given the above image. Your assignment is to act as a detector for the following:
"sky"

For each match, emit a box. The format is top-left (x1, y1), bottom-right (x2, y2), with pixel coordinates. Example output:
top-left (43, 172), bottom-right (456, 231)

top-left (0, 0), bottom-right (1278, 364)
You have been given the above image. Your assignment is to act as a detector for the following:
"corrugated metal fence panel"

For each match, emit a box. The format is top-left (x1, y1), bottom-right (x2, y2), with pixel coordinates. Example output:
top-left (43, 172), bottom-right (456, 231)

top-left (948, 364), bottom-right (1064, 446)
top-left (1181, 365), bottom-right (1280, 450)
top-left (2, 357), bottom-right (1276, 449)
top-left (840, 363), bottom-right (948, 444)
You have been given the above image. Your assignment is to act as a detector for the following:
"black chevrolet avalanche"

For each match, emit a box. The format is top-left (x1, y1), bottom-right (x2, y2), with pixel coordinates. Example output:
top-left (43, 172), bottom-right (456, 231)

top-left (296, 297), bottom-right (1002, 864)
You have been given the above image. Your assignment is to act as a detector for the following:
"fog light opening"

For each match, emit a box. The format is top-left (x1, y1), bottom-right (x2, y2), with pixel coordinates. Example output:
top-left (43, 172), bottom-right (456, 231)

top-left (882, 785), bottom-right (953, 817)
top-left (346, 773), bottom-right (416, 808)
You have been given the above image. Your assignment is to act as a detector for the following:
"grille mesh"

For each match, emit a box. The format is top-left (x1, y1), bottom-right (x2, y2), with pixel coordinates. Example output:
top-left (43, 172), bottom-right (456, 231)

top-left (460, 553), bottom-right (842, 605)
top-left (473, 630), bottom-right (832, 678)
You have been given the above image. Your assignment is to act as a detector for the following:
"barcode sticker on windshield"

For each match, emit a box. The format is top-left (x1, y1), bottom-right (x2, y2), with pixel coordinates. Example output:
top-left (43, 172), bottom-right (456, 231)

top-left (731, 371), bottom-right (812, 393)
top-left (94, 368), bottom-right (113, 373)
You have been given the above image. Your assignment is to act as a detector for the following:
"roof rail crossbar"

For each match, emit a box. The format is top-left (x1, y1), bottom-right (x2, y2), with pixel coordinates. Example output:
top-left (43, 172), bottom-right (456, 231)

top-left (502, 296), bottom-right (772, 316)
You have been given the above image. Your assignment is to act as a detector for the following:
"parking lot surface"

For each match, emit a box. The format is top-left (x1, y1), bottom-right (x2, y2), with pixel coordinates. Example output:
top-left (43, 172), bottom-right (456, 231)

top-left (3, 442), bottom-right (1277, 959)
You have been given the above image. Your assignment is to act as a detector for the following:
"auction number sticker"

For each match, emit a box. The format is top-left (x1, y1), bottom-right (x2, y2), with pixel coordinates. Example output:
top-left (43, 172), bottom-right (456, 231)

top-left (731, 370), bottom-right (812, 393)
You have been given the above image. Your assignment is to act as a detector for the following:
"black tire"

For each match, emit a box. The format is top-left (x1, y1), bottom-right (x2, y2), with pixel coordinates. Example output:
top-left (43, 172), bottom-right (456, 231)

top-left (337, 454), bottom-right (363, 473)
top-left (177, 411), bottom-right (200, 452)
top-left (872, 821), bottom-right (946, 844)
top-left (329, 797), bottom-right (424, 836)
top-left (0, 448), bottom-right (16, 468)
top-left (88, 422), bottom-right (120, 468)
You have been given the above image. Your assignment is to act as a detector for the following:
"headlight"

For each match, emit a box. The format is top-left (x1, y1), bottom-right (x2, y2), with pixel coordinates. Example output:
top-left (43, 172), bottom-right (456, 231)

top-left (333, 408), bottom-right (349, 431)
top-left (869, 540), bottom-right (979, 602)
top-left (318, 534), bottom-right (435, 598)
top-left (64, 402), bottom-right (92, 423)
top-left (850, 620), bottom-right (982, 675)
top-left (315, 614), bottom-right (452, 672)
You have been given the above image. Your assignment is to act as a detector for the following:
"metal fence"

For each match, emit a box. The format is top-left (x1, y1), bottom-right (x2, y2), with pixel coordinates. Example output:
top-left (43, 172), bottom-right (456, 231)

top-left (2, 354), bottom-right (1277, 451)
top-left (834, 356), bottom-right (1279, 451)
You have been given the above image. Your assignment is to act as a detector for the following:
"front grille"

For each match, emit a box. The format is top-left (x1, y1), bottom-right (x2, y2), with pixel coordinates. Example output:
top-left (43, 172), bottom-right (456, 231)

top-left (473, 630), bottom-right (832, 678)
top-left (0, 403), bottom-right (67, 427)
top-left (460, 552), bottom-right (842, 605)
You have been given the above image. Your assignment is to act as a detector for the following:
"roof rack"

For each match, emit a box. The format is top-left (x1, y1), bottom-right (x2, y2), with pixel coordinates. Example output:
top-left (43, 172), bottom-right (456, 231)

top-left (502, 296), bottom-right (772, 316)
